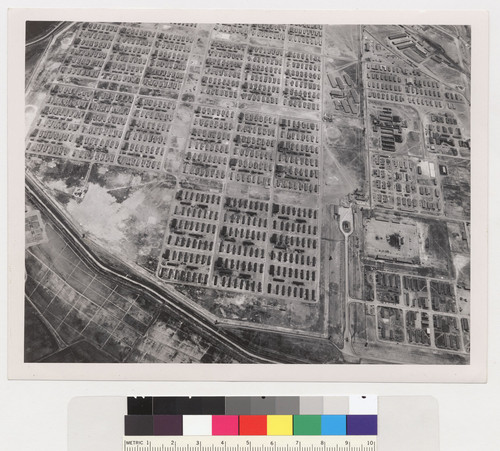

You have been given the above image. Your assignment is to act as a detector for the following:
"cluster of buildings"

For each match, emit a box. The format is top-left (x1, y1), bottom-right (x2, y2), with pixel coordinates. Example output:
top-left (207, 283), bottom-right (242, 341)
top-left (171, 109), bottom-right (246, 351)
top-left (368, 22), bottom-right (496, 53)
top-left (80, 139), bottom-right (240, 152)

top-left (287, 24), bottom-right (323, 47)
top-left (267, 203), bottom-right (319, 302)
top-left (160, 190), bottom-right (321, 302)
top-left (363, 251), bottom-right (466, 349)
top-left (249, 24), bottom-right (286, 41)
top-left (275, 119), bottom-right (321, 193)
top-left (359, 27), bottom-right (470, 356)
top-left (159, 188), bottom-right (221, 286)
top-left (374, 271), bottom-right (401, 304)
top-left (402, 275), bottom-right (429, 310)
top-left (430, 281), bottom-right (457, 314)
top-left (426, 112), bottom-right (470, 157)
top-left (369, 269), bottom-right (461, 350)
top-left (388, 31), bottom-right (430, 64)
top-left (364, 61), bottom-right (462, 110)
top-left (405, 310), bottom-right (431, 346)
top-left (328, 71), bottom-right (360, 115)
top-left (433, 315), bottom-right (462, 351)
top-left (27, 23), bottom-right (200, 172)
top-left (283, 51), bottom-right (322, 111)
top-left (28, 21), bottom-right (331, 182)
top-left (213, 197), bottom-right (269, 293)
top-left (229, 111), bottom-right (277, 188)
top-left (184, 106), bottom-right (233, 180)
top-left (370, 153), bottom-right (443, 215)
top-left (370, 107), bottom-right (404, 152)
top-left (202, 40), bottom-right (245, 99)
top-left (241, 46), bottom-right (282, 105)
top-left (377, 306), bottom-right (405, 342)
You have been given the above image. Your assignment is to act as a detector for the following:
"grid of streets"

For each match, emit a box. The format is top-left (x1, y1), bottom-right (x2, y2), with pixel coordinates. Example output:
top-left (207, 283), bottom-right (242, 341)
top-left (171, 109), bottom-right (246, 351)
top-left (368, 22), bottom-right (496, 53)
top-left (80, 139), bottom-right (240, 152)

top-left (25, 22), bottom-right (471, 364)
top-left (27, 22), bottom-right (324, 302)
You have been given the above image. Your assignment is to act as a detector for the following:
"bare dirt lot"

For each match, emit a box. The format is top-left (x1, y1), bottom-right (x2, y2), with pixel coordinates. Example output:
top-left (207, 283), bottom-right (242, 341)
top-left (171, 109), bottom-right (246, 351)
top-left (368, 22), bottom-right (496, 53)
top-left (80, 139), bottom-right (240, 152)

top-left (175, 284), bottom-right (325, 335)
top-left (439, 157), bottom-right (471, 221)
top-left (323, 122), bottom-right (366, 203)
top-left (364, 217), bottom-right (420, 264)
top-left (68, 164), bottom-right (177, 273)
top-left (323, 25), bottom-right (360, 61)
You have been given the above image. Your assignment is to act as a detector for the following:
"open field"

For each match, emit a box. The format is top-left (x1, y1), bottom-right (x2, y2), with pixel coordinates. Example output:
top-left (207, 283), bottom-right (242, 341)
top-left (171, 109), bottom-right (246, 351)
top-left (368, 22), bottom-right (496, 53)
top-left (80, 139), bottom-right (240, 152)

top-left (439, 157), bottom-right (471, 221)
top-left (24, 203), bottom-right (248, 363)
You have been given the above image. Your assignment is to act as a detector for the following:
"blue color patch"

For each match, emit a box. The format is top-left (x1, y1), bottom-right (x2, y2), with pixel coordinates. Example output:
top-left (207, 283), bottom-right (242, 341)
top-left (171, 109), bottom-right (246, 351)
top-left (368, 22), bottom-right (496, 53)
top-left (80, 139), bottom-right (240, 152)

top-left (321, 415), bottom-right (346, 435)
top-left (346, 415), bottom-right (378, 436)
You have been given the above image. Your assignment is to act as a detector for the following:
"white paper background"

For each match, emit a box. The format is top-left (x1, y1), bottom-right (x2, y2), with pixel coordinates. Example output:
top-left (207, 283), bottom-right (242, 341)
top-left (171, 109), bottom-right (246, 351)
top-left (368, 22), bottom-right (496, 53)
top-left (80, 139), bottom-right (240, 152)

top-left (6, 6), bottom-right (489, 384)
top-left (1, 0), bottom-right (499, 449)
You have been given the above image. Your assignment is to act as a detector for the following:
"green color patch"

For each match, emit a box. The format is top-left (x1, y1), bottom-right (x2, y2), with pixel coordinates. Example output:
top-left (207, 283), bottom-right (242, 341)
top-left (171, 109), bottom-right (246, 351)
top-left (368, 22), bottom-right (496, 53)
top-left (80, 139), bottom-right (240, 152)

top-left (293, 415), bottom-right (322, 435)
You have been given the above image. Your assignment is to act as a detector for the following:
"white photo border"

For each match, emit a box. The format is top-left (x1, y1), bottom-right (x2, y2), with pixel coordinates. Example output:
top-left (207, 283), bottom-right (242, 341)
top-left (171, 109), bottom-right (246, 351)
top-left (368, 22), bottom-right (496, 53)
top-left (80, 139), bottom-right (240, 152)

top-left (8, 8), bottom-right (489, 381)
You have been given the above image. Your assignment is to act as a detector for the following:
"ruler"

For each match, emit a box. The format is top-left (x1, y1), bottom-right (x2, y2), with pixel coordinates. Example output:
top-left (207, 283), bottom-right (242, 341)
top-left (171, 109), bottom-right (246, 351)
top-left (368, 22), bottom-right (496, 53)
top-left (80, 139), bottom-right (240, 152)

top-left (123, 436), bottom-right (377, 451)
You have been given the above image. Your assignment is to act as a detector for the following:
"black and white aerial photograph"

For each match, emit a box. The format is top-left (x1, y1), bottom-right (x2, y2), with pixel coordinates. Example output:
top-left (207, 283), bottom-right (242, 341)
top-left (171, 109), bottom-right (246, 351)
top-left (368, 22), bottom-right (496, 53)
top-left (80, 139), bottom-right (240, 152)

top-left (23, 20), bottom-right (472, 366)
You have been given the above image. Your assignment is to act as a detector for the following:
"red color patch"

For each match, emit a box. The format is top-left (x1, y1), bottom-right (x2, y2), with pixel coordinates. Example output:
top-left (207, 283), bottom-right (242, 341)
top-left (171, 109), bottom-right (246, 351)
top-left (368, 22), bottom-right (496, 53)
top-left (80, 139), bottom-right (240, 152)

top-left (239, 415), bottom-right (267, 435)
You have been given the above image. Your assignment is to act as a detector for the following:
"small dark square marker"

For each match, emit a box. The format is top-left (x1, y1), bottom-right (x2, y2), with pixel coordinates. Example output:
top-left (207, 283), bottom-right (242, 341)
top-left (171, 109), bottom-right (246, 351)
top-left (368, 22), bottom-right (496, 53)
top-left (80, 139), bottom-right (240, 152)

top-left (153, 397), bottom-right (181, 415)
top-left (153, 397), bottom-right (224, 415)
top-left (125, 415), bottom-right (154, 436)
top-left (127, 397), bottom-right (153, 415)
top-left (201, 397), bottom-right (225, 414)
top-left (176, 397), bottom-right (202, 414)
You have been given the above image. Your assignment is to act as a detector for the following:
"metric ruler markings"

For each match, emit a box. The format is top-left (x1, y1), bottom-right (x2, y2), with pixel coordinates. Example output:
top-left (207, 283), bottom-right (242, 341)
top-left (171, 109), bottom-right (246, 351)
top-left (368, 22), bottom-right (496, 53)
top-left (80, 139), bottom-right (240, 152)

top-left (123, 444), bottom-right (376, 451)
top-left (123, 437), bottom-right (376, 451)
top-left (124, 447), bottom-right (375, 451)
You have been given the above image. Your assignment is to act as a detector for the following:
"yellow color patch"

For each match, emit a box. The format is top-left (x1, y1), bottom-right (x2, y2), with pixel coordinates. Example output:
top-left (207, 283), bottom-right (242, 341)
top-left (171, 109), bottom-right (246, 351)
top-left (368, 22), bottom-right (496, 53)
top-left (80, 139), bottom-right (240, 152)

top-left (267, 415), bottom-right (293, 436)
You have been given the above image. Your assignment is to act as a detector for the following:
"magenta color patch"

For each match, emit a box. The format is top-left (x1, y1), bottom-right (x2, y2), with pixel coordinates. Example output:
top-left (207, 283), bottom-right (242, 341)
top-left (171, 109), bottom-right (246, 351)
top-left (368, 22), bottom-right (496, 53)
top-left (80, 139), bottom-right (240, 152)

top-left (212, 415), bottom-right (239, 435)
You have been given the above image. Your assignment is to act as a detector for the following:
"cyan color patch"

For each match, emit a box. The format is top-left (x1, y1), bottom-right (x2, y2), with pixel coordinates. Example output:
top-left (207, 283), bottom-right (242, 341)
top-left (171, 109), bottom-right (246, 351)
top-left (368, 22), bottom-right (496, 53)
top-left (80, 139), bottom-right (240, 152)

top-left (321, 415), bottom-right (346, 435)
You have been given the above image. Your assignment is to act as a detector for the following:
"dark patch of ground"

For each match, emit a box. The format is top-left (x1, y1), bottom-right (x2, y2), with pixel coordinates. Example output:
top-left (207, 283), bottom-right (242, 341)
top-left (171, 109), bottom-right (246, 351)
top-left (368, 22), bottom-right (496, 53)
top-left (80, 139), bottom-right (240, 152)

top-left (40, 340), bottom-right (116, 363)
top-left (24, 300), bottom-right (60, 362)
top-left (225, 328), bottom-right (344, 364)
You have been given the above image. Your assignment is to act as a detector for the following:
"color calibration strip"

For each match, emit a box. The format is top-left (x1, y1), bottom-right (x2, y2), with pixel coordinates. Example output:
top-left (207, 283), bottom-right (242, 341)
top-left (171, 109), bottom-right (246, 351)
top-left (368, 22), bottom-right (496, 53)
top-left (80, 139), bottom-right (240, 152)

top-left (124, 415), bottom-right (377, 437)
top-left (125, 396), bottom-right (377, 437)
top-left (127, 396), bottom-right (374, 416)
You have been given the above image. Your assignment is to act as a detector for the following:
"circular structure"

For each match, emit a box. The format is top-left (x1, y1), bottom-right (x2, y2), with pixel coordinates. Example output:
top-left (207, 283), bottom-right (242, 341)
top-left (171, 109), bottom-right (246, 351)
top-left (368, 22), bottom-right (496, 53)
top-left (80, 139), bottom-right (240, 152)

top-left (342, 220), bottom-right (352, 233)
